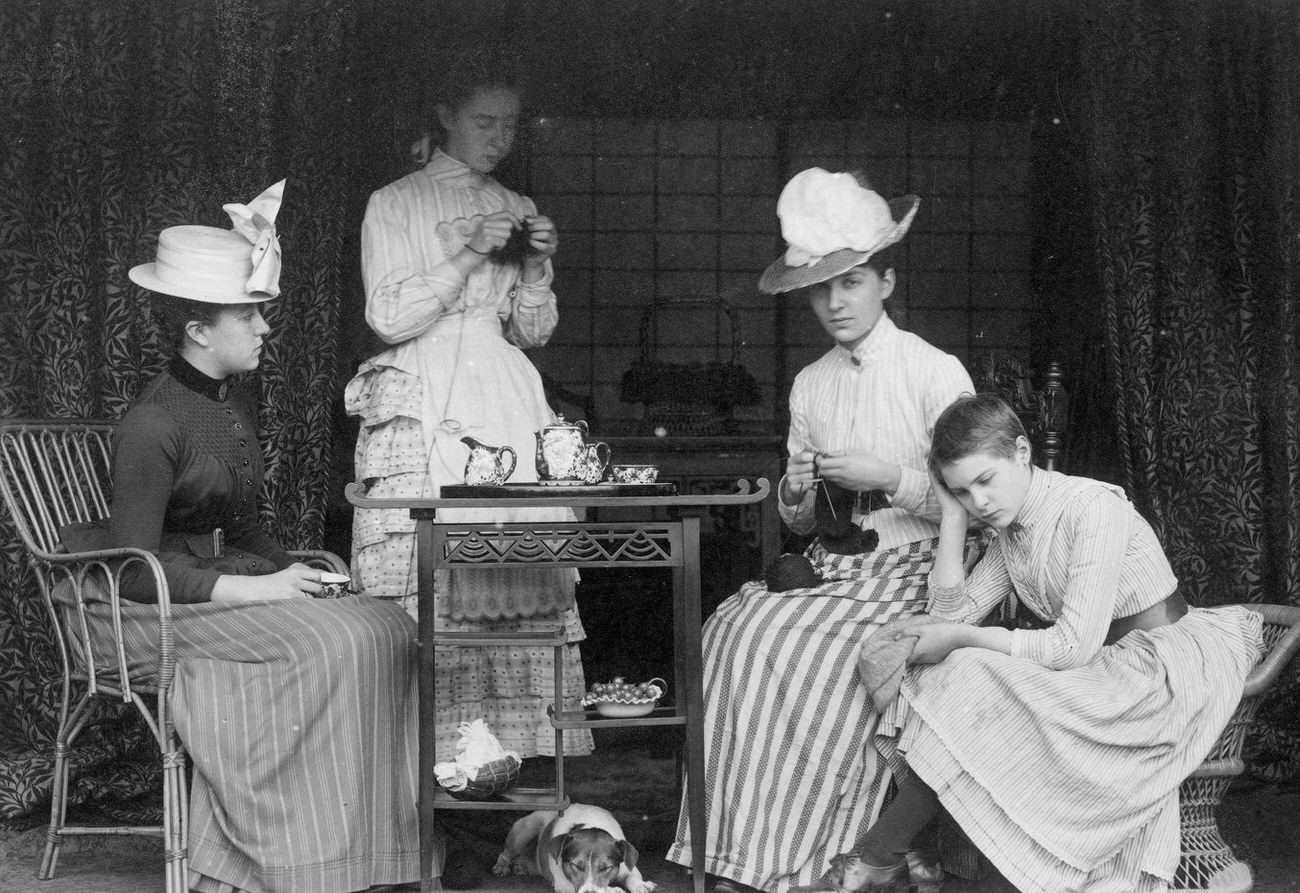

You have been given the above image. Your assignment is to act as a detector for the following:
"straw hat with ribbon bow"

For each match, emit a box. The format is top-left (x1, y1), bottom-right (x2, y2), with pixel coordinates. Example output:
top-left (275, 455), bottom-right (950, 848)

top-left (129, 180), bottom-right (286, 303)
top-left (758, 168), bottom-right (919, 295)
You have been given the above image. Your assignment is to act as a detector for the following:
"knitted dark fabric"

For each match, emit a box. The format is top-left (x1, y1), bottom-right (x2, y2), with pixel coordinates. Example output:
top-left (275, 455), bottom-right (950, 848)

top-left (814, 480), bottom-right (879, 554)
top-left (83, 359), bottom-right (295, 603)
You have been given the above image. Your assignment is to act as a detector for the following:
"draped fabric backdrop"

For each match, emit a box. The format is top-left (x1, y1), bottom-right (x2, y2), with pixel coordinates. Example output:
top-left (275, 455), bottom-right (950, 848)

top-left (0, 0), bottom-right (434, 822)
top-left (1082, 0), bottom-right (1300, 779)
top-left (2, 0), bottom-right (1299, 823)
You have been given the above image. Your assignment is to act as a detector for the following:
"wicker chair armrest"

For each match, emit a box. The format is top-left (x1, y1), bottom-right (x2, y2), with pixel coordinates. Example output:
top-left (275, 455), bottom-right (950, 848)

top-left (288, 549), bottom-right (349, 576)
top-left (38, 545), bottom-right (177, 700)
top-left (43, 544), bottom-right (171, 610)
top-left (1241, 603), bottom-right (1300, 698)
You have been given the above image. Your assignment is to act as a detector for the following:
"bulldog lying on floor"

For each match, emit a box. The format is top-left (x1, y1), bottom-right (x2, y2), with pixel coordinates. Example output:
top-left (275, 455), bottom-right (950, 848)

top-left (493, 804), bottom-right (657, 893)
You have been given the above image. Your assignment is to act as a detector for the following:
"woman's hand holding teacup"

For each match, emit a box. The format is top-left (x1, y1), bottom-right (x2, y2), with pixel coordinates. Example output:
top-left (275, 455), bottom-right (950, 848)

top-left (212, 563), bottom-right (321, 603)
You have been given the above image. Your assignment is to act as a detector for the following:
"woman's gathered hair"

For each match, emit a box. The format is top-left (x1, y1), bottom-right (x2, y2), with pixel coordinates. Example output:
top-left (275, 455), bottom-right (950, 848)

top-left (436, 50), bottom-right (526, 115)
top-left (929, 392), bottom-right (1029, 473)
top-left (861, 245), bottom-right (898, 277)
top-left (411, 49), bottom-right (527, 165)
top-left (150, 294), bottom-right (220, 352)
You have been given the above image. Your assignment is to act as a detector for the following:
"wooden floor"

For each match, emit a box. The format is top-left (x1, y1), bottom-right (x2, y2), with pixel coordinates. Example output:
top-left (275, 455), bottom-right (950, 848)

top-left (2, 731), bottom-right (1298, 893)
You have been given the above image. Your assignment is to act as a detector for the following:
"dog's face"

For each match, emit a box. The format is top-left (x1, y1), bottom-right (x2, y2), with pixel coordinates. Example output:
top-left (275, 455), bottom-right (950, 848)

top-left (546, 825), bottom-right (638, 893)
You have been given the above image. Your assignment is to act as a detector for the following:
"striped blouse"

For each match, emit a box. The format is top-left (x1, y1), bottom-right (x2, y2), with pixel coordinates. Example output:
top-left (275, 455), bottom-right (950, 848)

top-left (927, 468), bottom-right (1179, 668)
top-left (359, 148), bottom-right (557, 376)
top-left (779, 314), bottom-right (974, 551)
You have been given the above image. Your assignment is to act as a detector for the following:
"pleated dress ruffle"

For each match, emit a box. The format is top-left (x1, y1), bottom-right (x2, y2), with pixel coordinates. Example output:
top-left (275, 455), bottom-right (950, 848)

top-left (346, 315), bottom-right (593, 759)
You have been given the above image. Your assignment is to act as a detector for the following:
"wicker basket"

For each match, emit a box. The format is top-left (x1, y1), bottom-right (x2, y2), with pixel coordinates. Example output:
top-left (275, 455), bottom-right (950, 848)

top-left (441, 754), bottom-right (521, 801)
top-left (619, 296), bottom-right (760, 436)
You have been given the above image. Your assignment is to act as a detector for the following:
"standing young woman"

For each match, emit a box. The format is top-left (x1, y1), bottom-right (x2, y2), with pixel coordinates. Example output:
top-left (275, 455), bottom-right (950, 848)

top-left (345, 57), bottom-right (592, 761)
top-left (78, 181), bottom-right (421, 892)
top-left (798, 393), bottom-right (1264, 893)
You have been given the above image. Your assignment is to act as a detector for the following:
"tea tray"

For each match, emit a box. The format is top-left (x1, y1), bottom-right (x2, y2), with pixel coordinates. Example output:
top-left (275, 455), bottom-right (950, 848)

top-left (440, 482), bottom-right (677, 499)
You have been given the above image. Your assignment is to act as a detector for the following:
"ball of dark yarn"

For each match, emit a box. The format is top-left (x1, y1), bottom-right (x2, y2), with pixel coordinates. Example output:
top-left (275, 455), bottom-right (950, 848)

top-left (765, 553), bottom-right (822, 592)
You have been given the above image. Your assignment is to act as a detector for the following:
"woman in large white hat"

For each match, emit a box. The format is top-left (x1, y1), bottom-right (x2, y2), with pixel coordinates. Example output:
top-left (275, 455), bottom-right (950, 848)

top-left (666, 169), bottom-right (975, 893)
top-left (71, 182), bottom-right (422, 892)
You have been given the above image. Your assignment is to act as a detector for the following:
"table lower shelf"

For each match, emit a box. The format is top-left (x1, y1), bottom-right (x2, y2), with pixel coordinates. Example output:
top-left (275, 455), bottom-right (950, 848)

top-left (548, 704), bottom-right (686, 729)
top-left (432, 787), bottom-right (570, 811)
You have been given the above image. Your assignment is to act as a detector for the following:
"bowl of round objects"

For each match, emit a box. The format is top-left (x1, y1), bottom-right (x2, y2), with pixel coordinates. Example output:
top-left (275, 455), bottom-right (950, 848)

top-left (581, 676), bottom-right (666, 718)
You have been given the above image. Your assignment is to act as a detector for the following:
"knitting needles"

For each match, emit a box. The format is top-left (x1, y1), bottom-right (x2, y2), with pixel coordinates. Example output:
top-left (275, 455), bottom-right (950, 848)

top-left (810, 451), bottom-right (838, 521)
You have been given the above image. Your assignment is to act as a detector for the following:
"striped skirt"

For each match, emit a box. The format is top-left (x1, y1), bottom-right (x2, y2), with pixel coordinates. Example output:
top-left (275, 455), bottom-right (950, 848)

top-left (89, 596), bottom-right (421, 893)
top-left (877, 605), bottom-right (1264, 893)
top-left (667, 538), bottom-right (953, 893)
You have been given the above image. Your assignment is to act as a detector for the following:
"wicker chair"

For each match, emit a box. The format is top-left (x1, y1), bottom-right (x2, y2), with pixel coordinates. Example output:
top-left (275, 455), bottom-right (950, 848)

top-left (0, 418), bottom-right (347, 893)
top-left (1174, 603), bottom-right (1300, 892)
top-left (964, 356), bottom-right (1300, 890)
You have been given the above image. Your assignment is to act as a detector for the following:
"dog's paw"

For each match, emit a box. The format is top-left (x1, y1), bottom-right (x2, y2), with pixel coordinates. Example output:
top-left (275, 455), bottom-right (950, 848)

top-left (490, 853), bottom-right (513, 877)
top-left (625, 880), bottom-right (657, 893)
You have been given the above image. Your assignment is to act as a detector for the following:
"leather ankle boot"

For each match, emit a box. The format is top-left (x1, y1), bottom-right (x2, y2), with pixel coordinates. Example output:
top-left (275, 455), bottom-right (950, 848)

top-left (789, 853), bottom-right (909, 893)
top-left (904, 850), bottom-right (943, 892)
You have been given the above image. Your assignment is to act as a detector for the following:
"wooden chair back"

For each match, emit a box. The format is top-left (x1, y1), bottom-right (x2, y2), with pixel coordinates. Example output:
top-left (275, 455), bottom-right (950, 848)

top-left (973, 352), bottom-right (1069, 471)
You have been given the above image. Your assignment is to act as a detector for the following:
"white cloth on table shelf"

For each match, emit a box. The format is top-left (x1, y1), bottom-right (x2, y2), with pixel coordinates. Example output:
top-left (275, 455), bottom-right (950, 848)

top-left (434, 719), bottom-right (522, 790)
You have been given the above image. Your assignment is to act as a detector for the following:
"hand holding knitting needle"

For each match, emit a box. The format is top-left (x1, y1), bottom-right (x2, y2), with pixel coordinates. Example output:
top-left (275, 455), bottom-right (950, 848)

top-left (815, 449), bottom-right (902, 495)
top-left (780, 448), bottom-right (821, 505)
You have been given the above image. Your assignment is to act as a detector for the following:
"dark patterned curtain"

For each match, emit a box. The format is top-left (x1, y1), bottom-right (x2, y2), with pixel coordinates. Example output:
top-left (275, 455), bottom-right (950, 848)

top-left (0, 0), bottom-right (430, 822)
top-left (1081, 0), bottom-right (1300, 778)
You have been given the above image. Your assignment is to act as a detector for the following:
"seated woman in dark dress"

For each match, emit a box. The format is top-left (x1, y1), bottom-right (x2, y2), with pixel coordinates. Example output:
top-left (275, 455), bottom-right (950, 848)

top-left (77, 181), bottom-right (422, 893)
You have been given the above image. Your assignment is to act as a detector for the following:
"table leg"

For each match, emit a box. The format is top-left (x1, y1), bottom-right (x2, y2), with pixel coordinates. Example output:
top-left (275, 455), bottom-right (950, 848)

top-left (418, 519), bottom-right (441, 892)
top-left (679, 512), bottom-right (708, 893)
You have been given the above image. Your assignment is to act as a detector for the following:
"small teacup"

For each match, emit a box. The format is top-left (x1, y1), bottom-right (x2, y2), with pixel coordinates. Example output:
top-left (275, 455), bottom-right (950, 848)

top-left (317, 571), bottom-right (354, 599)
top-left (610, 464), bottom-right (659, 484)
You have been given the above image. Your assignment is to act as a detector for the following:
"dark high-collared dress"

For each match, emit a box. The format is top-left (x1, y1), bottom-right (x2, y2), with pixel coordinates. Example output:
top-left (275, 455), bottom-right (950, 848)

top-left (75, 358), bottom-right (420, 893)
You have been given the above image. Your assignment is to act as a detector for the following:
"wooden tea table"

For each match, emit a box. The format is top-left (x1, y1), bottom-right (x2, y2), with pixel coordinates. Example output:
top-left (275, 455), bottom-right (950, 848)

top-left (345, 478), bottom-right (772, 893)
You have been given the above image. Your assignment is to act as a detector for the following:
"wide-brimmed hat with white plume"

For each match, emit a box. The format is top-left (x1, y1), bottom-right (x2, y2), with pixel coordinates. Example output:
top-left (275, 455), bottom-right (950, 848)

top-left (758, 168), bottom-right (919, 294)
top-left (129, 180), bottom-right (286, 303)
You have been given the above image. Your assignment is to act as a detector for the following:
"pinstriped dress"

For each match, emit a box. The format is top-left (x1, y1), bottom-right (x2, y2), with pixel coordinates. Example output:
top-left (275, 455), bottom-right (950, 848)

top-left (877, 469), bottom-right (1264, 893)
top-left (667, 318), bottom-right (976, 893)
top-left (96, 598), bottom-right (420, 893)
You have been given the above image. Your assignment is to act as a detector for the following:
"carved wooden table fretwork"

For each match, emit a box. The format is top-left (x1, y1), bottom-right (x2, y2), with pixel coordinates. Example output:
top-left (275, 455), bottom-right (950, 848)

top-left (346, 479), bottom-right (771, 893)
